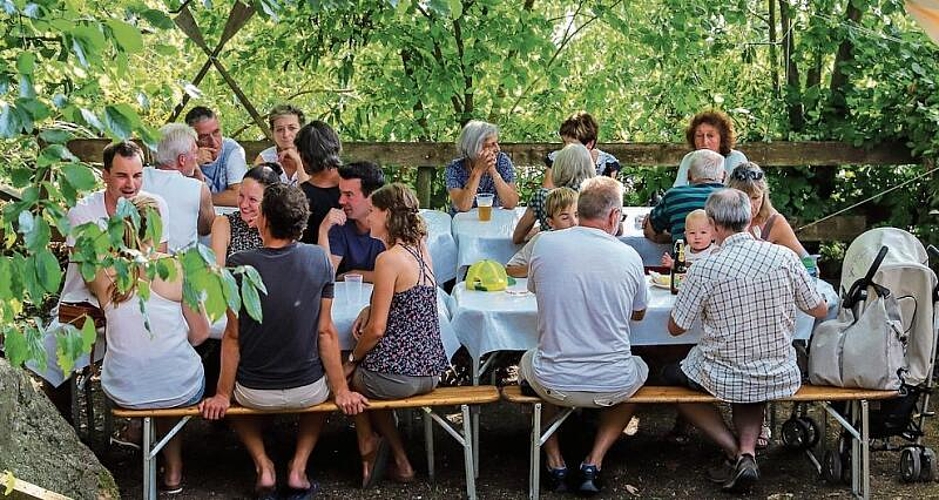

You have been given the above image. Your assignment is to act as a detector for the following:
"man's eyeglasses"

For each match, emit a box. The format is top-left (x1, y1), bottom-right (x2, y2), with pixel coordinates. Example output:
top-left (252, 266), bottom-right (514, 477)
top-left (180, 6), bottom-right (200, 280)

top-left (731, 168), bottom-right (764, 182)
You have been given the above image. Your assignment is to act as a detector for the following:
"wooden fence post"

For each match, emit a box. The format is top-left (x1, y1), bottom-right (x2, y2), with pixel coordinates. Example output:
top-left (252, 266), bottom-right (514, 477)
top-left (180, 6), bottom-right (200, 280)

top-left (416, 165), bottom-right (436, 208)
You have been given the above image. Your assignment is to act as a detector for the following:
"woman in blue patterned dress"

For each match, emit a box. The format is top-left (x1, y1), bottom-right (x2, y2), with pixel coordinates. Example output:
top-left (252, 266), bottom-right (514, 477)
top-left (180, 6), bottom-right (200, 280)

top-left (444, 120), bottom-right (519, 213)
top-left (345, 183), bottom-right (449, 488)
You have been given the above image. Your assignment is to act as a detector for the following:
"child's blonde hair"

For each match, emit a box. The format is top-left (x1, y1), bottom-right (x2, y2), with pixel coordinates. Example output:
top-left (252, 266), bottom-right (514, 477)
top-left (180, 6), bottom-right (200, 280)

top-left (545, 187), bottom-right (578, 218)
top-left (685, 208), bottom-right (709, 227)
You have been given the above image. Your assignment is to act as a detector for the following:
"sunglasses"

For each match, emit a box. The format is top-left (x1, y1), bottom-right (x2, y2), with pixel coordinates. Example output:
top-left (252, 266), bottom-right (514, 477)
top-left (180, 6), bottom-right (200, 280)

top-left (731, 168), bottom-right (764, 181)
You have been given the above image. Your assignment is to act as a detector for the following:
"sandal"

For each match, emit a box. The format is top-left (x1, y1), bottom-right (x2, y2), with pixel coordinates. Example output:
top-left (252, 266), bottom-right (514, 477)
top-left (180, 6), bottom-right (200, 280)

top-left (362, 437), bottom-right (390, 488)
top-left (756, 424), bottom-right (772, 450)
top-left (283, 482), bottom-right (319, 500)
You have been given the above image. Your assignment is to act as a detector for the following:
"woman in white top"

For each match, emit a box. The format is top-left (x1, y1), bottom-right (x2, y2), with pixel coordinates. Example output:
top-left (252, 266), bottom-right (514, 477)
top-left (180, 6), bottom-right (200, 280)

top-left (87, 195), bottom-right (210, 493)
top-left (254, 104), bottom-right (309, 185)
top-left (673, 110), bottom-right (748, 187)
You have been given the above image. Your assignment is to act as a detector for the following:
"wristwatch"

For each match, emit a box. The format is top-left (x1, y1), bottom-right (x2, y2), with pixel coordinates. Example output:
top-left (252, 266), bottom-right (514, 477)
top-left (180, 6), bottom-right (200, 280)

top-left (347, 352), bottom-right (358, 364)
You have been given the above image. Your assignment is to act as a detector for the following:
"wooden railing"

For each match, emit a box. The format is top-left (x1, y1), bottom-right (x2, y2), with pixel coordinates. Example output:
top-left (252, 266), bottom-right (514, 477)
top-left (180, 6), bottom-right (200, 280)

top-left (64, 139), bottom-right (919, 241)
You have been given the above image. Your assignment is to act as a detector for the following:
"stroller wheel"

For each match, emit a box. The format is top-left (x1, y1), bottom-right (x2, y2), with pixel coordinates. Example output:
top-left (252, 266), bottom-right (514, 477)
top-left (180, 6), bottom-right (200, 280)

top-left (822, 450), bottom-right (841, 483)
top-left (919, 447), bottom-right (937, 482)
top-left (781, 418), bottom-right (812, 450)
top-left (798, 417), bottom-right (821, 448)
top-left (900, 447), bottom-right (922, 483)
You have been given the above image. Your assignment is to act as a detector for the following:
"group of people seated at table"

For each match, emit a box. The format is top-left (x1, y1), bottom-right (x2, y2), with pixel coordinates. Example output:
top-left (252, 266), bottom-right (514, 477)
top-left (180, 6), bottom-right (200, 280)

top-left (31, 104), bottom-right (831, 497)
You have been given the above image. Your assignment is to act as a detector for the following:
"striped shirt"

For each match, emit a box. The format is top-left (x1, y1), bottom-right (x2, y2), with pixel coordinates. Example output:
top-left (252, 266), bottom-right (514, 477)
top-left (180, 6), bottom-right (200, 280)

top-left (649, 182), bottom-right (723, 242)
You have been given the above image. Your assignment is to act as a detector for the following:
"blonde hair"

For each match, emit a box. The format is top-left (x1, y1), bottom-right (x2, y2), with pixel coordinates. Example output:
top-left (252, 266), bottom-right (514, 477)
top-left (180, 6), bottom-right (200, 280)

top-left (545, 187), bottom-right (578, 219)
top-left (111, 195), bottom-right (161, 305)
top-left (685, 209), bottom-right (709, 227)
top-left (726, 162), bottom-right (774, 224)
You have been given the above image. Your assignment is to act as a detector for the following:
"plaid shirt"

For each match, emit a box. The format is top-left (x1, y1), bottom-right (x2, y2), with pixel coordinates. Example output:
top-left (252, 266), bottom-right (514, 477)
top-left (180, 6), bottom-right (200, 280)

top-left (672, 232), bottom-right (823, 403)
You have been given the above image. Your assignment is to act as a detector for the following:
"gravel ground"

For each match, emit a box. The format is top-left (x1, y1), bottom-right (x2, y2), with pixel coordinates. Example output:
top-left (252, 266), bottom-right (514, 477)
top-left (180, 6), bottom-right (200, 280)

top-left (98, 389), bottom-right (939, 499)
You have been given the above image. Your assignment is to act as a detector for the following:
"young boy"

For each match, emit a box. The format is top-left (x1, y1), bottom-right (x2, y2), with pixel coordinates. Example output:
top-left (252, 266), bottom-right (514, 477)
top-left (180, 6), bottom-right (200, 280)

top-left (661, 209), bottom-right (717, 267)
top-left (543, 112), bottom-right (621, 188)
top-left (506, 187), bottom-right (578, 278)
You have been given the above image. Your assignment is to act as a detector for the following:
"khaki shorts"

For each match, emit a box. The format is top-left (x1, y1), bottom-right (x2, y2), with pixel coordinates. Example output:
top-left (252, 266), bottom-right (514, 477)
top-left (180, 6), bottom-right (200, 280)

top-left (233, 377), bottom-right (329, 411)
top-left (353, 368), bottom-right (438, 400)
top-left (518, 349), bottom-right (647, 409)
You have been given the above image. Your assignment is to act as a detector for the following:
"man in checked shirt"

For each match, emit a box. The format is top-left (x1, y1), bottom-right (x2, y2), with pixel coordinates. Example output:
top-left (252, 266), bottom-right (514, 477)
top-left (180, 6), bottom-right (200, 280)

top-left (666, 188), bottom-right (828, 493)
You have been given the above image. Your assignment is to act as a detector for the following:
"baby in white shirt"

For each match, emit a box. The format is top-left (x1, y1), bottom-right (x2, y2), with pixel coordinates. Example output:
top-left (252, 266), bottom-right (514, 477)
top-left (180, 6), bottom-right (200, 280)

top-left (661, 209), bottom-right (717, 267)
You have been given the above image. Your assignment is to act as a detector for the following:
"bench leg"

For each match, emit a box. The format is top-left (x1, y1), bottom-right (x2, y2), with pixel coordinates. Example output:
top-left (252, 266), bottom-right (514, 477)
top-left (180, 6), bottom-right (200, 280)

top-left (424, 409), bottom-right (435, 481)
top-left (461, 404), bottom-right (476, 500)
top-left (142, 417), bottom-right (156, 500)
top-left (859, 400), bottom-right (870, 500)
top-left (530, 403), bottom-right (541, 500)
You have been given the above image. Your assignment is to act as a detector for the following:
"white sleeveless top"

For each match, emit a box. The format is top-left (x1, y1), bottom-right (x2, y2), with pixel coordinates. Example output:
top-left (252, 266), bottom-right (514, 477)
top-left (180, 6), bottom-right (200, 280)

top-left (142, 168), bottom-right (203, 253)
top-left (101, 288), bottom-right (204, 409)
top-left (258, 146), bottom-right (301, 185)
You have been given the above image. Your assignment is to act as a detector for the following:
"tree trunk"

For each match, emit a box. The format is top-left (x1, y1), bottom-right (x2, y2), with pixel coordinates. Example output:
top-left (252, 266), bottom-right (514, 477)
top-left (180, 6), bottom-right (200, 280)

top-left (779, 0), bottom-right (804, 133)
top-left (828, 2), bottom-right (863, 120)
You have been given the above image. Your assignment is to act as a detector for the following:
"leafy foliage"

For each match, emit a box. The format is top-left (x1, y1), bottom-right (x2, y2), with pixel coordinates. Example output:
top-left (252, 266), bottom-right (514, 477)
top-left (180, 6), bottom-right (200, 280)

top-left (3, 0), bottom-right (939, 368)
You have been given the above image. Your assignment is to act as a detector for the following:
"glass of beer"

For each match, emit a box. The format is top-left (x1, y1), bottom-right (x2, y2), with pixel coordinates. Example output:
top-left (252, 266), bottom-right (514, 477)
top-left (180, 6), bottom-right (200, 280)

top-left (476, 193), bottom-right (494, 221)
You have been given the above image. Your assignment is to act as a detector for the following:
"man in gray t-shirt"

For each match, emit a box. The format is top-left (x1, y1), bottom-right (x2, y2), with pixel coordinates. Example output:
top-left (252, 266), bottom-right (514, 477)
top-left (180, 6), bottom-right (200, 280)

top-left (519, 176), bottom-right (649, 495)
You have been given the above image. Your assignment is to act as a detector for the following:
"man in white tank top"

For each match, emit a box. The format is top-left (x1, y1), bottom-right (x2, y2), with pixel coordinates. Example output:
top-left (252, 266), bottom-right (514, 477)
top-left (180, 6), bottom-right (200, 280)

top-left (144, 124), bottom-right (215, 253)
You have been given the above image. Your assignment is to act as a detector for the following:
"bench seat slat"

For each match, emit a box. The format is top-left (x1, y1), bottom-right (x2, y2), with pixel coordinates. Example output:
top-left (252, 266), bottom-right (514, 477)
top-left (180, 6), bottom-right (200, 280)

top-left (501, 385), bottom-right (898, 405)
top-left (113, 386), bottom-right (500, 418)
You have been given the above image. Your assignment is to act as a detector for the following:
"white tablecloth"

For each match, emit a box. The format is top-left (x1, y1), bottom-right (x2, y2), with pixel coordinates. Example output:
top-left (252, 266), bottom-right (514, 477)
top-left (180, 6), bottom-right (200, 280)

top-left (331, 282), bottom-right (461, 359)
top-left (619, 207), bottom-right (672, 266)
top-left (449, 206), bottom-right (671, 271)
top-left (210, 282), bottom-right (460, 361)
top-left (449, 278), bottom-right (839, 382)
top-left (451, 207), bottom-right (525, 271)
top-left (420, 209), bottom-right (458, 284)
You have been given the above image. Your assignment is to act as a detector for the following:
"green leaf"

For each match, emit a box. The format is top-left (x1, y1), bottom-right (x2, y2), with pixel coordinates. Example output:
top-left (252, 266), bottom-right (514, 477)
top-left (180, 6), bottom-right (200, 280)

top-left (106, 20), bottom-right (143, 53)
top-left (61, 163), bottom-right (97, 191)
top-left (241, 276), bottom-right (263, 322)
top-left (143, 207), bottom-right (163, 245)
top-left (0, 103), bottom-right (21, 138)
top-left (24, 217), bottom-right (51, 252)
top-left (35, 248), bottom-right (62, 293)
top-left (18, 74), bottom-right (36, 99)
top-left (221, 271), bottom-right (241, 312)
top-left (55, 322), bottom-right (95, 375)
top-left (16, 53), bottom-right (35, 74)
top-left (242, 265), bottom-right (267, 295)
top-left (79, 108), bottom-right (104, 132)
top-left (141, 9), bottom-right (175, 29)
top-left (39, 129), bottom-right (72, 144)
top-left (104, 104), bottom-right (138, 139)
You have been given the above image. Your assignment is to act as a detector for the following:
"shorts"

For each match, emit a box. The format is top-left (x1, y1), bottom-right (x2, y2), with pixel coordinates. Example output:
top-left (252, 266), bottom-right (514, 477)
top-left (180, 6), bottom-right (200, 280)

top-left (233, 377), bottom-right (329, 411)
top-left (353, 368), bottom-right (438, 400)
top-left (660, 362), bottom-right (706, 393)
top-left (518, 350), bottom-right (647, 409)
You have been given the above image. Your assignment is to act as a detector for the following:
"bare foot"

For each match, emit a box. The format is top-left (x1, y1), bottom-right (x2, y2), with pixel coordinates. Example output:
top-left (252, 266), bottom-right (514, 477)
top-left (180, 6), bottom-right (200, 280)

top-left (255, 457), bottom-right (276, 492)
top-left (286, 459), bottom-right (311, 491)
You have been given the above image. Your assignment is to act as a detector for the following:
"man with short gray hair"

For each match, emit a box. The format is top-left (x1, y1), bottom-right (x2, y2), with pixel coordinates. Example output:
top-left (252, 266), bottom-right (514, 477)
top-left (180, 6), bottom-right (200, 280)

top-left (145, 123), bottom-right (215, 252)
top-left (644, 148), bottom-right (725, 243)
top-left (666, 188), bottom-right (828, 493)
top-left (519, 176), bottom-right (648, 495)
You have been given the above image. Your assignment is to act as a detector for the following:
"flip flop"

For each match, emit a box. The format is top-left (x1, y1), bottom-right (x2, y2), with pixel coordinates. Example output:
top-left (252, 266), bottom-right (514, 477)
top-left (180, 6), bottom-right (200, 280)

top-left (283, 482), bottom-right (320, 500)
top-left (362, 437), bottom-right (390, 489)
top-left (756, 424), bottom-right (772, 450)
top-left (159, 481), bottom-right (183, 495)
top-left (254, 486), bottom-right (277, 500)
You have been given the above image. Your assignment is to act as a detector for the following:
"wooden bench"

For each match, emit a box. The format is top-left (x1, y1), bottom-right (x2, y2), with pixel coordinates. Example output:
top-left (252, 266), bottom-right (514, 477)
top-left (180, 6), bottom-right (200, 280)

top-left (113, 385), bottom-right (500, 500)
top-left (501, 384), bottom-right (898, 500)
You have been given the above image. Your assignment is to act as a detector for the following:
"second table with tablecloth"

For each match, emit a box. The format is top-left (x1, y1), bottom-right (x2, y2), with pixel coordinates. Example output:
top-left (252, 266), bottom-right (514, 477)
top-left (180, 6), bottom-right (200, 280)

top-left (448, 277), bottom-right (840, 384)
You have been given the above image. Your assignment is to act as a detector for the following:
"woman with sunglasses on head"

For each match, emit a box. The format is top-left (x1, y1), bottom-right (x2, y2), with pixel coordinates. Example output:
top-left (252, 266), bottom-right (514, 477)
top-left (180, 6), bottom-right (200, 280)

top-left (726, 163), bottom-right (807, 258)
top-left (673, 110), bottom-right (748, 187)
